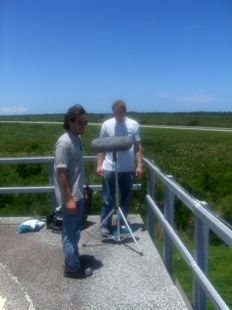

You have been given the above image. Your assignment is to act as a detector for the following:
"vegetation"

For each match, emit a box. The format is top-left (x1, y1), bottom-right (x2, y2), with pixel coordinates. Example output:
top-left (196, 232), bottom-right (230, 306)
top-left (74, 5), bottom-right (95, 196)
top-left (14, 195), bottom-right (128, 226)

top-left (0, 113), bottom-right (231, 309)
top-left (142, 127), bottom-right (232, 225)
top-left (1, 111), bottom-right (232, 128)
top-left (1, 121), bottom-right (231, 223)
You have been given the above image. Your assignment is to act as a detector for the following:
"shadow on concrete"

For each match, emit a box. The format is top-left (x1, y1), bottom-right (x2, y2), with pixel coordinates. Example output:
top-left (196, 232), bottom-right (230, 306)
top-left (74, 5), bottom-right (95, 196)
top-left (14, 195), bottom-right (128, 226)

top-left (80, 254), bottom-right (104, 271)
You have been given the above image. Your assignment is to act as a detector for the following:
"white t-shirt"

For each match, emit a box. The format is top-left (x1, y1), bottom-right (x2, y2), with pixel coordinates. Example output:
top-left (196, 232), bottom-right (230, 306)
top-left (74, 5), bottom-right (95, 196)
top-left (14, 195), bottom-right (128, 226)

top-left (99, 117), bottom-right (141, 172)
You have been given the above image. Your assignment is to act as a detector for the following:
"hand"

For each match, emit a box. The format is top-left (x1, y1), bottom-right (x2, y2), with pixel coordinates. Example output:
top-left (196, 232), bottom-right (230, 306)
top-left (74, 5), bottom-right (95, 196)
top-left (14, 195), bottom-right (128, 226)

top-left (66, 198), bottom-right (77, 214)
top-left (135, 166), bottom-right (143, 178)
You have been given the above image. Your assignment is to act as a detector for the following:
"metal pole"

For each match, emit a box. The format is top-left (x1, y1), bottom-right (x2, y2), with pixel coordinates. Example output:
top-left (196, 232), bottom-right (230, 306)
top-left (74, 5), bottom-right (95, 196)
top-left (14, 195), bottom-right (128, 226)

top-left (147, 167), bottom-right (155, 238)
top-left (192, 210), bottom-right (209, 310)
top-left (48, 158), bottom-right (56, 212)
top-left (164, 181), bottom-right (174, 275)
top-left (114, 152), bottom-right (121, 241)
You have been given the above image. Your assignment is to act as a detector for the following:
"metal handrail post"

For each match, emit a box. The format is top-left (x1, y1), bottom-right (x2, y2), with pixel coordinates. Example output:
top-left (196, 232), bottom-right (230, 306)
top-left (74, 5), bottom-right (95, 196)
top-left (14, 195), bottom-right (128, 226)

top-left (147, 167), bottom-right (155, 239)
top-left (164, 179), bottom-right (174, 275)
top-left (48, 158), bottom-right (56, 212)
top-left (192, 203), bottom-right (209, 310)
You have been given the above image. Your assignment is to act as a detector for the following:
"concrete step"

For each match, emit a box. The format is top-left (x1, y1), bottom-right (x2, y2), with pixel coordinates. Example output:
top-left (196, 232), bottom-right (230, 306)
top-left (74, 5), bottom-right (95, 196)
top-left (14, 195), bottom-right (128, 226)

top-left (0, 215), bottom-right (188, 310)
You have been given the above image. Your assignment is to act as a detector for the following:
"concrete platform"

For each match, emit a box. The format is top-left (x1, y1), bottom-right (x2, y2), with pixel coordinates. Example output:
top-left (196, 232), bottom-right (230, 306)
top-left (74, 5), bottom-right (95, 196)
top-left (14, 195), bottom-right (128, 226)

top-left (0, 215), bottom-right (188, 310)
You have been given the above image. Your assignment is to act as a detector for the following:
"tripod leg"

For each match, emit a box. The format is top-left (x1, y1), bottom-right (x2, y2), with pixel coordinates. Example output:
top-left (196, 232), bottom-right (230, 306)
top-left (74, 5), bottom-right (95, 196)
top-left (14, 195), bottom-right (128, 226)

top-left (82, 208), bottom-right (115, 247)
top-left (118, 207), bottom-right (143, 255)
top-left (116, 209), bottom-right (121, 242)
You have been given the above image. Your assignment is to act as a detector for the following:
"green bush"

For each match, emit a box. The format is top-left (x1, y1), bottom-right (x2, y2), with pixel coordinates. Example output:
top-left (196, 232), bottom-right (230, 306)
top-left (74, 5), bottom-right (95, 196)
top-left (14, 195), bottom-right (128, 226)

top-left (219, 194), bottom-right (232, 224)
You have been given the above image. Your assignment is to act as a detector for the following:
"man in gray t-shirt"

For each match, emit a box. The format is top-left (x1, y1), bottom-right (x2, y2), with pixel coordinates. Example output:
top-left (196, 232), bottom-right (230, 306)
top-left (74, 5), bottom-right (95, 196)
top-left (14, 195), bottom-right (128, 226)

top-left (54, 104), bottom-right (92, 279)
top-left (54, 130), bottom-right (84, 207)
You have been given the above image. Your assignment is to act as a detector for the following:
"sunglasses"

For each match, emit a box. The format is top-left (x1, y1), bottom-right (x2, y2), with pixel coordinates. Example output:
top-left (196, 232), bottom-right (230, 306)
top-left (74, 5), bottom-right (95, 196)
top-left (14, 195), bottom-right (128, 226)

top-left (73, 120), bottom-right (88, 126)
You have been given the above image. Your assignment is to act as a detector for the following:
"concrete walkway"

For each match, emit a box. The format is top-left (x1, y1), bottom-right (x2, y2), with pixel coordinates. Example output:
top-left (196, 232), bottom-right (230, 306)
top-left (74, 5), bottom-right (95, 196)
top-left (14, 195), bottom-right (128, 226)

top-left (0, 215), bottom-right (188, 310)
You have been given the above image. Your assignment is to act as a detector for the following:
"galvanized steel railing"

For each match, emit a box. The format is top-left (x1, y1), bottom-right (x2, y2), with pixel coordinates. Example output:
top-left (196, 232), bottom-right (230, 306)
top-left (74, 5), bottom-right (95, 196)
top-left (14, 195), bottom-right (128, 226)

top-left (144, 157), bottom-right (231, 310)
top-left (0, 156), bottom-right (231, 309)
top-left (0, 156), bottom-right (109, 214)
top-left (0, 155), bottom-right (140, 206)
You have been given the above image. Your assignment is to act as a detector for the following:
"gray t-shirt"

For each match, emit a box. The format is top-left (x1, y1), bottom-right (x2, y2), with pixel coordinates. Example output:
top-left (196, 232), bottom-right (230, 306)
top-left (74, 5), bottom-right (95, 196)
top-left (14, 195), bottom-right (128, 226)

top-left (54, 131), bottom-right (84, 207)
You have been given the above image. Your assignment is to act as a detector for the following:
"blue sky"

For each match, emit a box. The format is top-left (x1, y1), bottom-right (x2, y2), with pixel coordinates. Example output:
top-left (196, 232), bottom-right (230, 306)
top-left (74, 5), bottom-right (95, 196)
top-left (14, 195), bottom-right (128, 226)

top-left (0, 0), bottom-right (231, 114)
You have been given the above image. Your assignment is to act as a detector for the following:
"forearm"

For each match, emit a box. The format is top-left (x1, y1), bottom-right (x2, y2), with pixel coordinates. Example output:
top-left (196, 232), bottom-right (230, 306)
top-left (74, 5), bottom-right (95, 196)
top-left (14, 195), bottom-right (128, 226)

top-left (97, 153), bottom-right (104, 166)
top-left (96, 153), bottom-right (104, 176)
top-left (134, 142), bottom-right (143, 177)
top-left (135, 143), bottom-right (143, 168)
top-left (57, 169), bottom-right (73, 203)
top-left (57, 168), bottom-right (77, 213)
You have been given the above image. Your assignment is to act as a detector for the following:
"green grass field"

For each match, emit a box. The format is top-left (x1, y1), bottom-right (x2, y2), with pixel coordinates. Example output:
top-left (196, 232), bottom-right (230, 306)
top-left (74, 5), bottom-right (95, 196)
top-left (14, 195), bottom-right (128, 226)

top-left (0, 119), bottom-right (231, 309)
top-left (1, 111), bottom-right (232, 128)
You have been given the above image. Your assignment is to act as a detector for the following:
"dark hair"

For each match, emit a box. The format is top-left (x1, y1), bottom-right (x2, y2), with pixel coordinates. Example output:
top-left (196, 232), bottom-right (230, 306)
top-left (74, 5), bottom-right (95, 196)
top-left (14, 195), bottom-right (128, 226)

top-left (112, 100), bottom-right (127, 113)
top-left (64, 104), bottom-right (86, 130)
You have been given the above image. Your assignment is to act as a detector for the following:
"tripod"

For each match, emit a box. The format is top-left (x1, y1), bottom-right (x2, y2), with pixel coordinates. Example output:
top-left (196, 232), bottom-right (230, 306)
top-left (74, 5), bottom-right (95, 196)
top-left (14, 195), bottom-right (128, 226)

top-left (83, 151), bottom-right (143, 255)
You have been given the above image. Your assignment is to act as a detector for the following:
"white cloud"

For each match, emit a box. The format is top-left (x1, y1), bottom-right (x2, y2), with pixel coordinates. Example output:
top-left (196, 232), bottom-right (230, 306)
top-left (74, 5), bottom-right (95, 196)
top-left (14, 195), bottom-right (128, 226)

top-left (177, 94), bottom-right (213, 103)
top-left (0, 105), bottom-right (29, 115)
top-left (157, 92), bottom-right (214, 104)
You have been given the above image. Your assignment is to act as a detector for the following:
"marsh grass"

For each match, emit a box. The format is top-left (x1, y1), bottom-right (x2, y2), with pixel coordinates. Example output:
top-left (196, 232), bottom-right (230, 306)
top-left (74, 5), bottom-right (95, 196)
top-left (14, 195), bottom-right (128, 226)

top-left (0, 120), bottom-right (232, 308)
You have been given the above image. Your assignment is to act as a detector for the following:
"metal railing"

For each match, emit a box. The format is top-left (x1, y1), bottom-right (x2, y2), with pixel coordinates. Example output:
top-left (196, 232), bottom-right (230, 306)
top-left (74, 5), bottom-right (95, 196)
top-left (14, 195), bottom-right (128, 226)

top-left (0, 156), bottom-right (231, 309)
top-left (144, 157), bottom-right (231, 310)
top-left (0, 156), bottom-right (140, 208)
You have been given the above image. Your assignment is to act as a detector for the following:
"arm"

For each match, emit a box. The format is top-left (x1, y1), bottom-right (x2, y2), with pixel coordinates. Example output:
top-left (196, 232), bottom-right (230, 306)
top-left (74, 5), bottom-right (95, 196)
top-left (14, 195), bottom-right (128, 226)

top-left (96, 123), bottom-right (106, 176)
top-left (96, 152), bottom-right (104, 176)
top-left (134, 141), bottom-right (143, 178)
top-left (57, 168), bottom-right (77, 214)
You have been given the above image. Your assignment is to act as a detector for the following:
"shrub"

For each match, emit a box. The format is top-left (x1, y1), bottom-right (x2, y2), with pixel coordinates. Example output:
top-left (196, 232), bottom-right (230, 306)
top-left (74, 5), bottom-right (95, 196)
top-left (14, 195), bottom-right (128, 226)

top-left (219, 194), bottom-right (232, 225)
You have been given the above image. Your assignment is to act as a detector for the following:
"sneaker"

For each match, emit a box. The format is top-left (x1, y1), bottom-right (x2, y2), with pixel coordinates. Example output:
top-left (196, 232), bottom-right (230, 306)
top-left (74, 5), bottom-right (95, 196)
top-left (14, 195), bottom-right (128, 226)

top-left (64, 266), bottom-right (92, 279)
top-left (111, 226), bottom-right (131, 237)
top-left (111, 227), bottom-right (119, 237)
top-left (121, 225), bottom-right (131, 235)
top-left (101, 227), bottom-right (110, 237)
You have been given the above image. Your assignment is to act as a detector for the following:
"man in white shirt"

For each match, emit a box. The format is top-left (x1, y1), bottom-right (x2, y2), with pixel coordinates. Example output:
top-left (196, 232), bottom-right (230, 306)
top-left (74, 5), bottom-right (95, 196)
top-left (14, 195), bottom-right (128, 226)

top-left (96, 100), bottom-right (143, 236)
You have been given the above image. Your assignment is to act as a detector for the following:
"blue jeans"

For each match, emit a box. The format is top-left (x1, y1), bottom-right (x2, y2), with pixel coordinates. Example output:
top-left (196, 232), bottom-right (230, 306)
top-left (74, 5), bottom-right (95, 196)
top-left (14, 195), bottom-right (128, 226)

top-left (62, 199), bottom-right (84, 272)
top-left (101, 171), bottom-right (134, 230)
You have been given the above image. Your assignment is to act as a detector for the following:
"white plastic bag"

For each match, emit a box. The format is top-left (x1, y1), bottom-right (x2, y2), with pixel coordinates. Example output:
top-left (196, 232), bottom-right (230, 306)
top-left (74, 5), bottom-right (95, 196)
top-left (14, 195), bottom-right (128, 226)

top-left (17, 219), bottom-right (45, 234)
